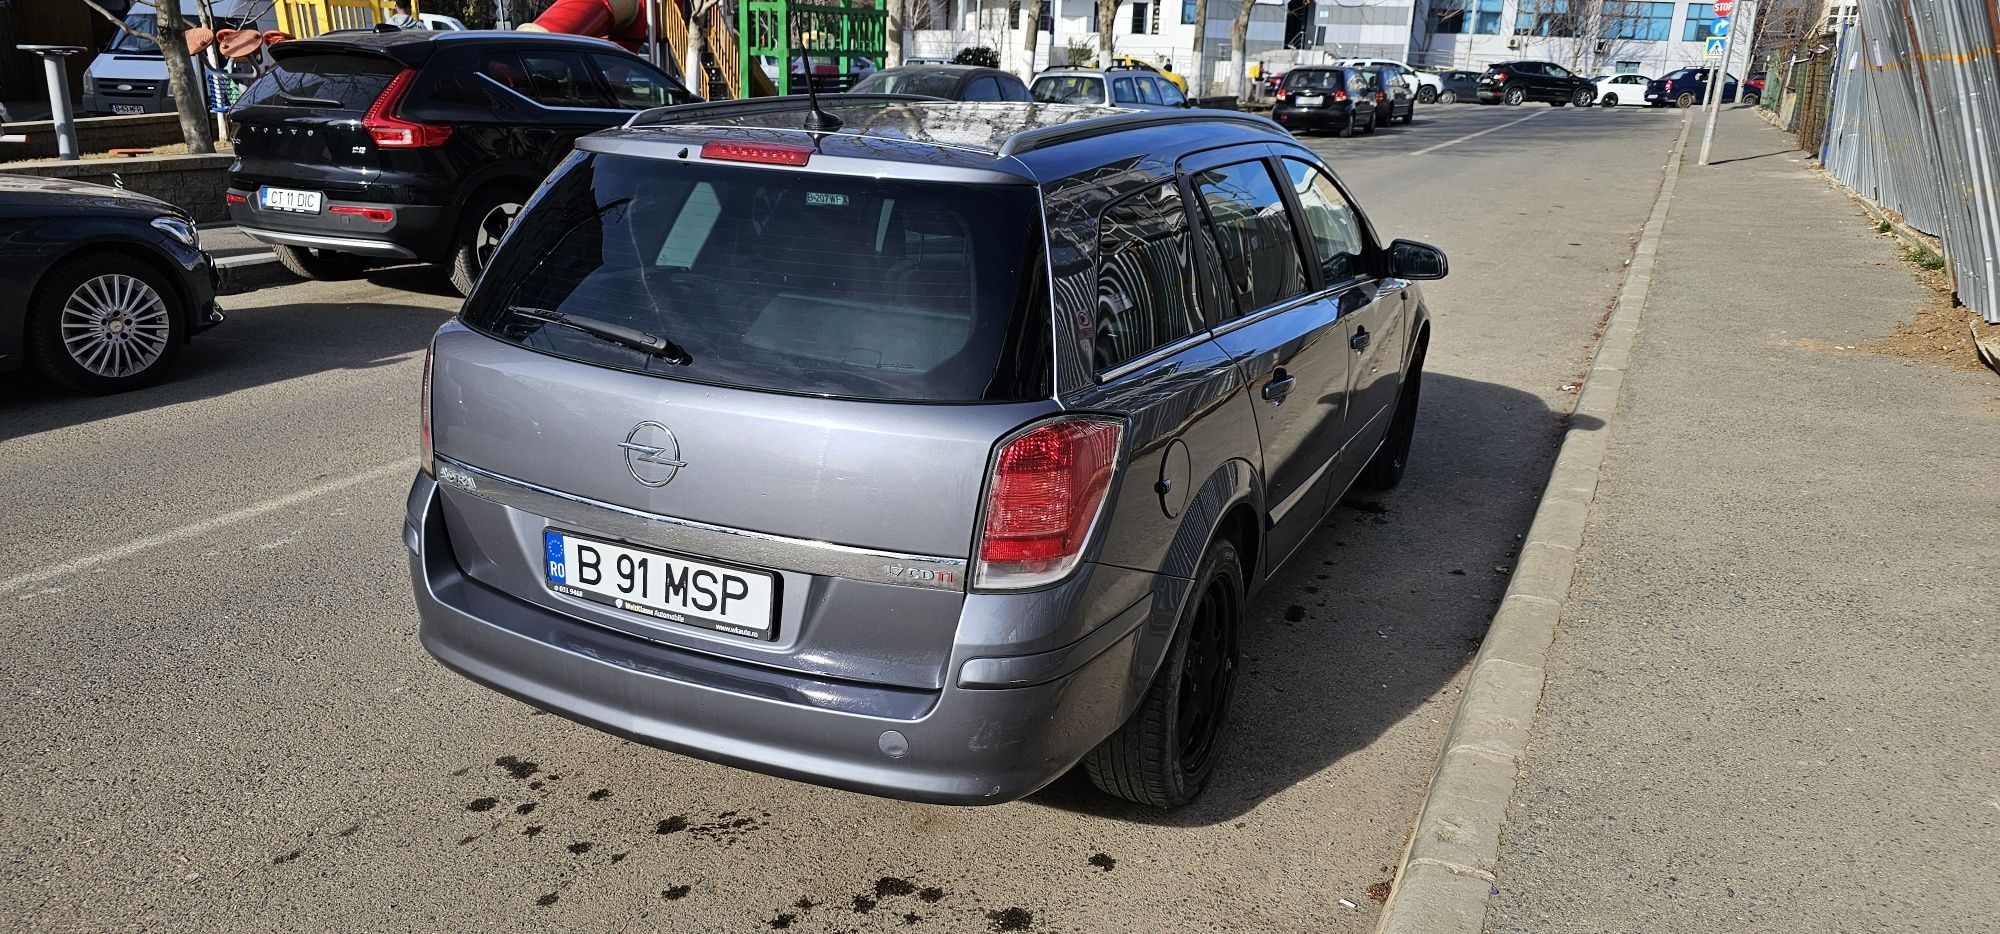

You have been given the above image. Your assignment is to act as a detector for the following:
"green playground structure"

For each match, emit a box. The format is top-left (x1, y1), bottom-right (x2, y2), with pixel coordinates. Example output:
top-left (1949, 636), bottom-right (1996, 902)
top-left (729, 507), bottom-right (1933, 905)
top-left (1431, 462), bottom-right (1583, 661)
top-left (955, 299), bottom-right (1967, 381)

top-left (736, 0), bottom-right (887, 97)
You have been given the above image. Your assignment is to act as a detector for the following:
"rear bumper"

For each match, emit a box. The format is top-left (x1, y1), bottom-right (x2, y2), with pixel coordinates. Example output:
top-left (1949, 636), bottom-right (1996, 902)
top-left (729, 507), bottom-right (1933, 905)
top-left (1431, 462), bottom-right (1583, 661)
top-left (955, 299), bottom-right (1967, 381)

top-left (227, 189), bottom-right (446, 260)
top-left (405, 473), bottom-right (1156, 805)
top-left (1272, 106), bottom-right (1355, 130)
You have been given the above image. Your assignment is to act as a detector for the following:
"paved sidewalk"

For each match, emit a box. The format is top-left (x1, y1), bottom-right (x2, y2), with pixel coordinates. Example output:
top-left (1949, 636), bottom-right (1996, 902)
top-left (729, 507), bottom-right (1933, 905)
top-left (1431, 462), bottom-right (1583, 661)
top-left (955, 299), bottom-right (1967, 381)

top-left (1485, 108), bottom-right (1999, 932)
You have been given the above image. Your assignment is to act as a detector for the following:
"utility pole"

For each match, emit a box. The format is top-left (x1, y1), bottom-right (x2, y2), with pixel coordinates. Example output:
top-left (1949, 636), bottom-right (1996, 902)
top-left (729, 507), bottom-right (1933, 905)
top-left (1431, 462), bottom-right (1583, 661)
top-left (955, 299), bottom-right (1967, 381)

top-left (1698, 0), bottom-right (1754, 165)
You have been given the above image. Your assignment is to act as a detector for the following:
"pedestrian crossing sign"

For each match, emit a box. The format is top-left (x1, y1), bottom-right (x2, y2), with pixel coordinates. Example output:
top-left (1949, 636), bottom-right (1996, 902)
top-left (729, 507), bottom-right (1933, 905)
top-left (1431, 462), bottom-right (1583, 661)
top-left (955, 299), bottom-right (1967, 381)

top-left (1704, 36), bottom-right (1727, 60)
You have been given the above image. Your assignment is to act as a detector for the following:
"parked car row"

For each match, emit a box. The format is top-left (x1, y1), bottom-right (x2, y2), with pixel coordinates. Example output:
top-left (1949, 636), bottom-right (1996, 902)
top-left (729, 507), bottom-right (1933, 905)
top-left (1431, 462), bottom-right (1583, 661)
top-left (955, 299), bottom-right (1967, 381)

top-left (1270, 65), bottom-right (1416, 138)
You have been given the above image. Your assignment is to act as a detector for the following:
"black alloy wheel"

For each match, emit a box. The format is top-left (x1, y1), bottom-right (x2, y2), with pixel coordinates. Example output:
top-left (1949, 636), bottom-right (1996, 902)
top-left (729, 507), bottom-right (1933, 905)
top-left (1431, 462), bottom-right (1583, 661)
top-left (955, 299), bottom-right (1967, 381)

top-left (1503, 85), bottom-right (1526, 105)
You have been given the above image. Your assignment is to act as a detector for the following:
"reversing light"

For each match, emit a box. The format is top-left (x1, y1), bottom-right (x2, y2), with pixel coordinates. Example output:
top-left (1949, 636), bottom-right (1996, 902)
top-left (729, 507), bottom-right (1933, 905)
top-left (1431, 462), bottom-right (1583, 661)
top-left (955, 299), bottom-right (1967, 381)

top-left (700, 140), bottom-right (814, 166)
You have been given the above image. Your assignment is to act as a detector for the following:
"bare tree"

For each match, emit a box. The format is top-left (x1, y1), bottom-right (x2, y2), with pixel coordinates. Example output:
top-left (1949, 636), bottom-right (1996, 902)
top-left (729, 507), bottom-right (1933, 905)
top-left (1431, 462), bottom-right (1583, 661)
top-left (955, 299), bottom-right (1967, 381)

top-left (1096, 0), bottom-right (1120, 64)
top-left (1190, 0), bottom-right (1209, 95)
top-left (78, 0), bottom-right (215, 153)
top-left (1018, 0), bottom-right (1040, 80)
top-left (1513, 0), bottom-right (1592, 72)
top-left (1227, 0), bottom-right (1252, 99)
top-left (885, 0), bottom-right (904, 66)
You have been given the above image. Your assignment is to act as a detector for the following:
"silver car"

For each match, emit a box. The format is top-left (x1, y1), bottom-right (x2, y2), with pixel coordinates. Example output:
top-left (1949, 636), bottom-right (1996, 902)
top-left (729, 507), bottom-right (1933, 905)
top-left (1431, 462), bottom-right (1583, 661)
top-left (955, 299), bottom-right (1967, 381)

top-left (1031, 66), bottom-right (1191, 110)
top-left (406, 97), bottom-right (1444, 807)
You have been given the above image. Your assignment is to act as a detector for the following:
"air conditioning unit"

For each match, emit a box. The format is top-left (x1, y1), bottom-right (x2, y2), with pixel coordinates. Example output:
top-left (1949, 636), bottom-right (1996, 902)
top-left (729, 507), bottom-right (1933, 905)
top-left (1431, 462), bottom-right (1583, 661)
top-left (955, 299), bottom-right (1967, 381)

top-left (1507, 37), bottom-right (1522, 49)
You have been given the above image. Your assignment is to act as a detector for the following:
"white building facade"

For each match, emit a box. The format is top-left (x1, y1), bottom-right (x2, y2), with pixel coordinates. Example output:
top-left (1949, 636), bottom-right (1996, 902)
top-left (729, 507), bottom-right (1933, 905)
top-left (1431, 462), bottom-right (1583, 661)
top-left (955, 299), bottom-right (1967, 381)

top-left (1408, 0), bottom-right (1748, 78)
top-left (900, 1), bottom-right (1419, 93)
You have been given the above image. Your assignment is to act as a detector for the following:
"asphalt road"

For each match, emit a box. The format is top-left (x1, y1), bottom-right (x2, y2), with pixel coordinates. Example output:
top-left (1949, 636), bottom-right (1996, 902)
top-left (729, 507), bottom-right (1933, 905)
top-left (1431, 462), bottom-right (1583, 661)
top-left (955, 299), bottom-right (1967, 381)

top-left (1, 102), bottom-right (1685, 933)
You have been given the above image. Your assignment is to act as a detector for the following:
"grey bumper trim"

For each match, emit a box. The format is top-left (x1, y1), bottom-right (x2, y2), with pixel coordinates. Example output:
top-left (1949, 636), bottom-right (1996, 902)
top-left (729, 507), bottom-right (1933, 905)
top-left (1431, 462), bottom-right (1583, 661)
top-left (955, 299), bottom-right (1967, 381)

top-left (432, 455), bottom-right (968, 592)
top-left (236, 226), bottom-right (417, 259)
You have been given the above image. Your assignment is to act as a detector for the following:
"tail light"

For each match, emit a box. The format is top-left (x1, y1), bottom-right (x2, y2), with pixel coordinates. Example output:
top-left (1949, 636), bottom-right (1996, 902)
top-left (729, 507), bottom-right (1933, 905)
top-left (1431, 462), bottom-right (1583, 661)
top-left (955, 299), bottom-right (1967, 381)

top-left (973, 417), bottom-right (1124, 590)
top-left (1492, 72), bottom-right (1507, 82)
top-left (1333, 89), bottom-right (1347, 102)
top-left (1376, 91), bottom-right (1387, 103)
top-left (1275, 88), bottom-right (1288, 101)
top-left (419, 340), bottom-right (434, 476)
top-left (365, 68), bottom-right (452, 148)
top-left (330, 205), bottom-right (395, 222)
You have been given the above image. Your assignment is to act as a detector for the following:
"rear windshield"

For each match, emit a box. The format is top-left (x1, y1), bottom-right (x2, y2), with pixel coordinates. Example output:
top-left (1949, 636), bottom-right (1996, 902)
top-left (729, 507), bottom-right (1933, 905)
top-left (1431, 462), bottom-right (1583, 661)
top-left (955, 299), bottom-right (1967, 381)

top-left (1283, 70), bottom-right (1343, 90)
top-left (460, 153), bottom-right (1051, 403)
top-left (235, 53), bottom-right (401, 111)
top-left (1032, 75), bottom-right (1104, 104)
top-left (850, 70), bottom-right (959, 97)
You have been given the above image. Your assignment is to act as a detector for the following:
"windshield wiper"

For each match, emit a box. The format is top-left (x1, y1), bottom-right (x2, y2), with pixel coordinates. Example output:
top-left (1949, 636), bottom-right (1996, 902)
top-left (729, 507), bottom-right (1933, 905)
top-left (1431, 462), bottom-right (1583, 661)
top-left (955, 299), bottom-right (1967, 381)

top-left (276, 91), bottom-right (344, 107)
top-left (508, 306), bottom-right (691, 366)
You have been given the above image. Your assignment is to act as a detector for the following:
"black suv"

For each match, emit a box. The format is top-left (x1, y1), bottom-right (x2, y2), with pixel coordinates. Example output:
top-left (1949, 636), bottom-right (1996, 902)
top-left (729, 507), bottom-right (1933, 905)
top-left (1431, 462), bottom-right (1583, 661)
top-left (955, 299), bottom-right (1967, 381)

top-left (225, 30), bottom-right (695, 294)
top-left (1271, 66), bottom-right (1376, 137)
top-left (1476, 60), bottom-right (1596, 107)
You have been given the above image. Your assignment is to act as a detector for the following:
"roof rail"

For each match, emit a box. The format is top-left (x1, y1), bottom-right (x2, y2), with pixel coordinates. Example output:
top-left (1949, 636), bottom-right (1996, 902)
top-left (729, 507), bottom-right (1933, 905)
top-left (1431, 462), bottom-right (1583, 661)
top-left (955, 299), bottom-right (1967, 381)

top-left (625, 94), bottom-right (944, 130)
top-left (995, 109), bottom-right (1285, 157)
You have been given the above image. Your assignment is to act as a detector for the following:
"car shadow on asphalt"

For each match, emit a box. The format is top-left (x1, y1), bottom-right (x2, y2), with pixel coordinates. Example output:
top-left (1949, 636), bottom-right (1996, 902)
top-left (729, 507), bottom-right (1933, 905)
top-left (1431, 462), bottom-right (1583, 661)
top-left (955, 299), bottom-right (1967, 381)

top-left (0, 294), bottom-right (452, 443)
top-left (1030, 372), bottom-right (1603, 825)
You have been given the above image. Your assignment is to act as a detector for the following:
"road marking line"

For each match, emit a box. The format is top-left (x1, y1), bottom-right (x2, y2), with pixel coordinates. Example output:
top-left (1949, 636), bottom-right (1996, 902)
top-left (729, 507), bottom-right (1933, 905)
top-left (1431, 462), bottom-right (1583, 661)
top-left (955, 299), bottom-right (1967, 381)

top-left (2, 460), bottom-right (413, 597)
top-left (1409, 110), bottom-right (1548, 156)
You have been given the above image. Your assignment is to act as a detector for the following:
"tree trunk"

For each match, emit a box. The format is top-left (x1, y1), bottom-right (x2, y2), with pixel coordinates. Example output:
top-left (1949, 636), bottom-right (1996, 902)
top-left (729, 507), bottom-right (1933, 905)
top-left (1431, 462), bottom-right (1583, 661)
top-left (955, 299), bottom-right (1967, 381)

top-left (885, 0), bottom-right (904, 67)
top-left (1097, 0), bottom-right (1119, 65)
top-left (1019, 1), bottom-right (1040, 81)
top-left (684, 2), bottom-right (708, 99)
top-left (155, 3), bottom-right (215, 154)
top-left (1192, 0), bottom-right (1209, 96)
top-left (1228, 0), bottom-right (1251, 99)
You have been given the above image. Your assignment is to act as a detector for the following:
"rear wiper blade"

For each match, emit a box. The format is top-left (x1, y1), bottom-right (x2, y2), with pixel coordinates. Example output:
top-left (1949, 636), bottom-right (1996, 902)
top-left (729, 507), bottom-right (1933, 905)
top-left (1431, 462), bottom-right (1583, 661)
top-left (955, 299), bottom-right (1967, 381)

top-left (276, 91), bottom-right (344, 107)
top-left (508, 306), bottom-right (691, 366)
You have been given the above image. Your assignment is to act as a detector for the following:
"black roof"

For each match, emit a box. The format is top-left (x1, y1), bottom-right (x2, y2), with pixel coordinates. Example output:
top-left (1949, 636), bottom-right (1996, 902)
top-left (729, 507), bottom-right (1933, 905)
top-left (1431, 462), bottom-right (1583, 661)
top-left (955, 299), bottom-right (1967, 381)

top-left (598, 97), bottom-right (1289, 183)
top-left (269, 28), bottom-right (628, 67)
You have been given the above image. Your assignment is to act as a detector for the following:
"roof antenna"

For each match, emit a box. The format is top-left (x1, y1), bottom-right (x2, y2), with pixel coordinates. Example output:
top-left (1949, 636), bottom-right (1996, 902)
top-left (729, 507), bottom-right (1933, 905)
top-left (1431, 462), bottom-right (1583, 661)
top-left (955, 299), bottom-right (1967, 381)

top-left (799, 31), bottom-right (843, 132)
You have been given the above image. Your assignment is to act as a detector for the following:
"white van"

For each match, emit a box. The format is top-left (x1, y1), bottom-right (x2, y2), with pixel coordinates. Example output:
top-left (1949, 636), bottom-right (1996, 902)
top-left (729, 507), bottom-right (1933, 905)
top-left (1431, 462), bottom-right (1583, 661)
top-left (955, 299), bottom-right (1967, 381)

top-left (81, 0), bottom-right (275, 116)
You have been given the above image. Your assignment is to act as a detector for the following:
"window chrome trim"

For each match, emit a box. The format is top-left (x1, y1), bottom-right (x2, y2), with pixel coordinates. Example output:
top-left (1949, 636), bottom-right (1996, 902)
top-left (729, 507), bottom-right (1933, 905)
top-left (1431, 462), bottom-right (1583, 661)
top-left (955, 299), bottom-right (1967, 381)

top-left (432, 455), bottom-right (967, 592)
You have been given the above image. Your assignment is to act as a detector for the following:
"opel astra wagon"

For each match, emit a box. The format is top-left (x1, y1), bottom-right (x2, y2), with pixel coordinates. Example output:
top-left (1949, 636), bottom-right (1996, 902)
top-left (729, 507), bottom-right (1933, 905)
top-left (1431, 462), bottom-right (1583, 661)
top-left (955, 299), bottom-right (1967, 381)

top-left (406, 96), bottom-right (1446, 807)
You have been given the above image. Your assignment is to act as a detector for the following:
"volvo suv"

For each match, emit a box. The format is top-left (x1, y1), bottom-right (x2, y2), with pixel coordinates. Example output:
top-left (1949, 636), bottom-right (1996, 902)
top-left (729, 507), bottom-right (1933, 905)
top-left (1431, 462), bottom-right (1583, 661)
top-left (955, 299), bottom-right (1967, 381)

top-left (224, 30), bottom-right (694, 294)
top-left (406, 96), bottom-right (1445, 807)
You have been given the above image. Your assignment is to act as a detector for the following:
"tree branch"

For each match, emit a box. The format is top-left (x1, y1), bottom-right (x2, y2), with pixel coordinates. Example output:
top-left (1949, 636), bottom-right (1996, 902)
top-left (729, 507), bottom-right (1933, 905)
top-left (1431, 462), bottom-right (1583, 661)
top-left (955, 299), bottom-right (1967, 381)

top-left (77, 0), bottom-right (160, 43)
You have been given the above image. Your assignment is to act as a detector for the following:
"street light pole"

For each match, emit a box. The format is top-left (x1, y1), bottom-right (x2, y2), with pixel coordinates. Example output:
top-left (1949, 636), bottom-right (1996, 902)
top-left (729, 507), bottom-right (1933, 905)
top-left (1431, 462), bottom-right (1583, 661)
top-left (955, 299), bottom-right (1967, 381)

top-left (1698, 0), bottom-right (1754, 166)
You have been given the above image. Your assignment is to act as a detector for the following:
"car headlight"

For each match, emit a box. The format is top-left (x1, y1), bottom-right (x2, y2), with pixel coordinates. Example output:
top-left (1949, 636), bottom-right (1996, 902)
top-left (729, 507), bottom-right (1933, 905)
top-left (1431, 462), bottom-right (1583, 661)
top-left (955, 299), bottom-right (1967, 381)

top-left (151, 215), bottom-right (198, 248)
top-left (83, 75), bottom-right (97, 94)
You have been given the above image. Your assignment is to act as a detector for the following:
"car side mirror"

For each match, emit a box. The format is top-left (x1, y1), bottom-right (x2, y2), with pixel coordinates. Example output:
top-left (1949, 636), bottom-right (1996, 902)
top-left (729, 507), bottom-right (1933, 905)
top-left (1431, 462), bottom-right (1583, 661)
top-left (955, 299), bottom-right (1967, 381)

top-left (1389, 239), bottom-right (1448, 280)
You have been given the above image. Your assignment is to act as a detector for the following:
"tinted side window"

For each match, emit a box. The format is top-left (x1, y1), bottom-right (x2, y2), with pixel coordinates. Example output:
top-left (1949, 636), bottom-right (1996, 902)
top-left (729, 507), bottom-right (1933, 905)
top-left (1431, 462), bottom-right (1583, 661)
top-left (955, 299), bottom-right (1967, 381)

top-left (1192, 161), bottom-right (1307, 315)
top-left (1135, 76), bottom-right (1162, 105)
top-left (1095, 183), bottom-right (1202, 369)
top-left (1545, 63), bottom-right (1573, 78)
top-left (1156, 77), bottom-right (1186, 106)
top-left (516, 50), bottom-right (610, 108)
top-left (1032, 75), bottom-right (1104, 104)
top-left (997, 76), bottom-right (1032, 102)
top-left (961, 76), bottom-right (1003, 101)
top-left (1111, 76), bottom-right (1140, 104)
top-left (591, 54), bottom-right (689, 108)
top-left (1283, 159), bottom-right (1367, 285)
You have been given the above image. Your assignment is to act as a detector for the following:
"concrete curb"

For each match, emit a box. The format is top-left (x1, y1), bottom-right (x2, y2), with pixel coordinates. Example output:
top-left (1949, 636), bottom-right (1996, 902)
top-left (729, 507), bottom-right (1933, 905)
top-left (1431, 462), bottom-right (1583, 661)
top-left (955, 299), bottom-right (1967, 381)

top-left (216, 252), bottom-right (300, 296)
top-left (1370, 114), bottom-right (1695, 934)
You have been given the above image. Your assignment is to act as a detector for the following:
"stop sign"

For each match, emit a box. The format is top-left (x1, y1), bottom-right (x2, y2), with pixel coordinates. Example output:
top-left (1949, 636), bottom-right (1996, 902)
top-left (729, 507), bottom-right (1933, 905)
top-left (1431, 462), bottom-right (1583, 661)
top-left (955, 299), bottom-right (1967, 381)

top-left (1714, 0), bottom-right (1734, 15)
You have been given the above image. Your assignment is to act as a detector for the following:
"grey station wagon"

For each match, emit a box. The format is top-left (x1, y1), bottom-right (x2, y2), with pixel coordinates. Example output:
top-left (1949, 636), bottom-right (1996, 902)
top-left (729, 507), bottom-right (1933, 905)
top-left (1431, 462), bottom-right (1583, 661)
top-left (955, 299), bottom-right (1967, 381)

top-left (405, 96), bottom-right (1445, 807)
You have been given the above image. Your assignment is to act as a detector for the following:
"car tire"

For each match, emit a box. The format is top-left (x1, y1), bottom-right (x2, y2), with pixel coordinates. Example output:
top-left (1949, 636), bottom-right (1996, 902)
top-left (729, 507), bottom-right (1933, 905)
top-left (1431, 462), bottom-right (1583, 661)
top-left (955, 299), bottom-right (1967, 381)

top-left (1357, 351), bottom-right (1423, 490)
top-left (1337, 113), bottom-right (1355, 138)
top-left (1601, 93), bottom-right (1619, 107)
top-left (1399, 107), bottom-right (1414, 124)
top-left (449, 187), bottom-right (527, 297)
top-left (1676, 90), bottom-right (1697, 108)
top-left (1503, 86), bottom-right (1526, 106)
top-left (26, 253), bottom-right (184, 394)
top-left (1572, 88), bottom-right (1594, 107)
top-left (1743, 91), bottom-right (1761, 105)
top-left (272, 243), bottom-right (366, 281)
top-left (1438, 89), bottom-right (1457, 104)
top-left (1417, 85), bottom-right (1437, 104)
top-left (1361, 115), bottom-right (1376, 134)
top-left (1084, 536), bottom-right (1244, 809)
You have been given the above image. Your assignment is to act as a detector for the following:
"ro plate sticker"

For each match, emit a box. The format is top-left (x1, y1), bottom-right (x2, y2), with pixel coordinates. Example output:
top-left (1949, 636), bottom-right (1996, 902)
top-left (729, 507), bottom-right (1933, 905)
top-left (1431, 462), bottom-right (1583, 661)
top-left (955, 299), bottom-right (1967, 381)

top-left (545, 530), bottom-right (567, 584)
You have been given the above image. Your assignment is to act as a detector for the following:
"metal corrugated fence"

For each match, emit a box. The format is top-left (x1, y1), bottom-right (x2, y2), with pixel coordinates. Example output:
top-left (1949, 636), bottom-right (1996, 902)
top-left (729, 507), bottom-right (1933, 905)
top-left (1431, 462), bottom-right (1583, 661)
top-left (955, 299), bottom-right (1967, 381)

top-left (1819, 0), bottom-right (2000, 323)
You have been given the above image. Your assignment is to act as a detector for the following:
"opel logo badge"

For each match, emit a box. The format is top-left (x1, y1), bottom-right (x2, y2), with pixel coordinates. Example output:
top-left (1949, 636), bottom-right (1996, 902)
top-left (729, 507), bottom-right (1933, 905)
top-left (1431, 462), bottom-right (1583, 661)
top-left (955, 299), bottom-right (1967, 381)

top-left (619, 421), bottom-right (686, 487)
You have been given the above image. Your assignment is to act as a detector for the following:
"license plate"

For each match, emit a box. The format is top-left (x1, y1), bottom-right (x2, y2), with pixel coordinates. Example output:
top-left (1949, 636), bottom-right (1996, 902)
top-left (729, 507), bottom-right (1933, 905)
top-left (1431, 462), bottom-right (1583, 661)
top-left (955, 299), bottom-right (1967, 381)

top-left (1294, 95), bottom-right (1323, 107)
top-left (258, 186), bottom-right (322, 214)
top-left (110, 104), bottom-right (145, 115)
top-left (544, 530), bottom-right (778, 640)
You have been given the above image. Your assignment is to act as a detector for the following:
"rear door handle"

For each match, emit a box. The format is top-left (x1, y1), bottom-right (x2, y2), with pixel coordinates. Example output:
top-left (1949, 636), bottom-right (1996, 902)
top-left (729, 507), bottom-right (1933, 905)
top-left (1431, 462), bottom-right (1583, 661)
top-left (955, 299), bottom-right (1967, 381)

top-left (1351, 327), bottom-right (1372, 352)
top-left (1262, 369), bottom-right (1296, 404)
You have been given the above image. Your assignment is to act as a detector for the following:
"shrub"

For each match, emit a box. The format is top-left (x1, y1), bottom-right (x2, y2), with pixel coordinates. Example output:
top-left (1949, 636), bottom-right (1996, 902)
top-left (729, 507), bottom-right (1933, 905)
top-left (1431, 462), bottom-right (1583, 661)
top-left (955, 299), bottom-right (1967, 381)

top-left (952, 46), bottom-right (1001, 68)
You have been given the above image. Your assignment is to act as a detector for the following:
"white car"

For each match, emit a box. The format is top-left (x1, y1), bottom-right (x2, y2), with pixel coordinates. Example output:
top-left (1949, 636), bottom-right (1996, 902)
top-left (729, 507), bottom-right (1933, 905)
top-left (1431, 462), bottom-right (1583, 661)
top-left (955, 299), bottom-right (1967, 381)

top-left (1593, 73), bottom-right (1652, 107)
top-left (1335, 59), bottom-right (1443, 103)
